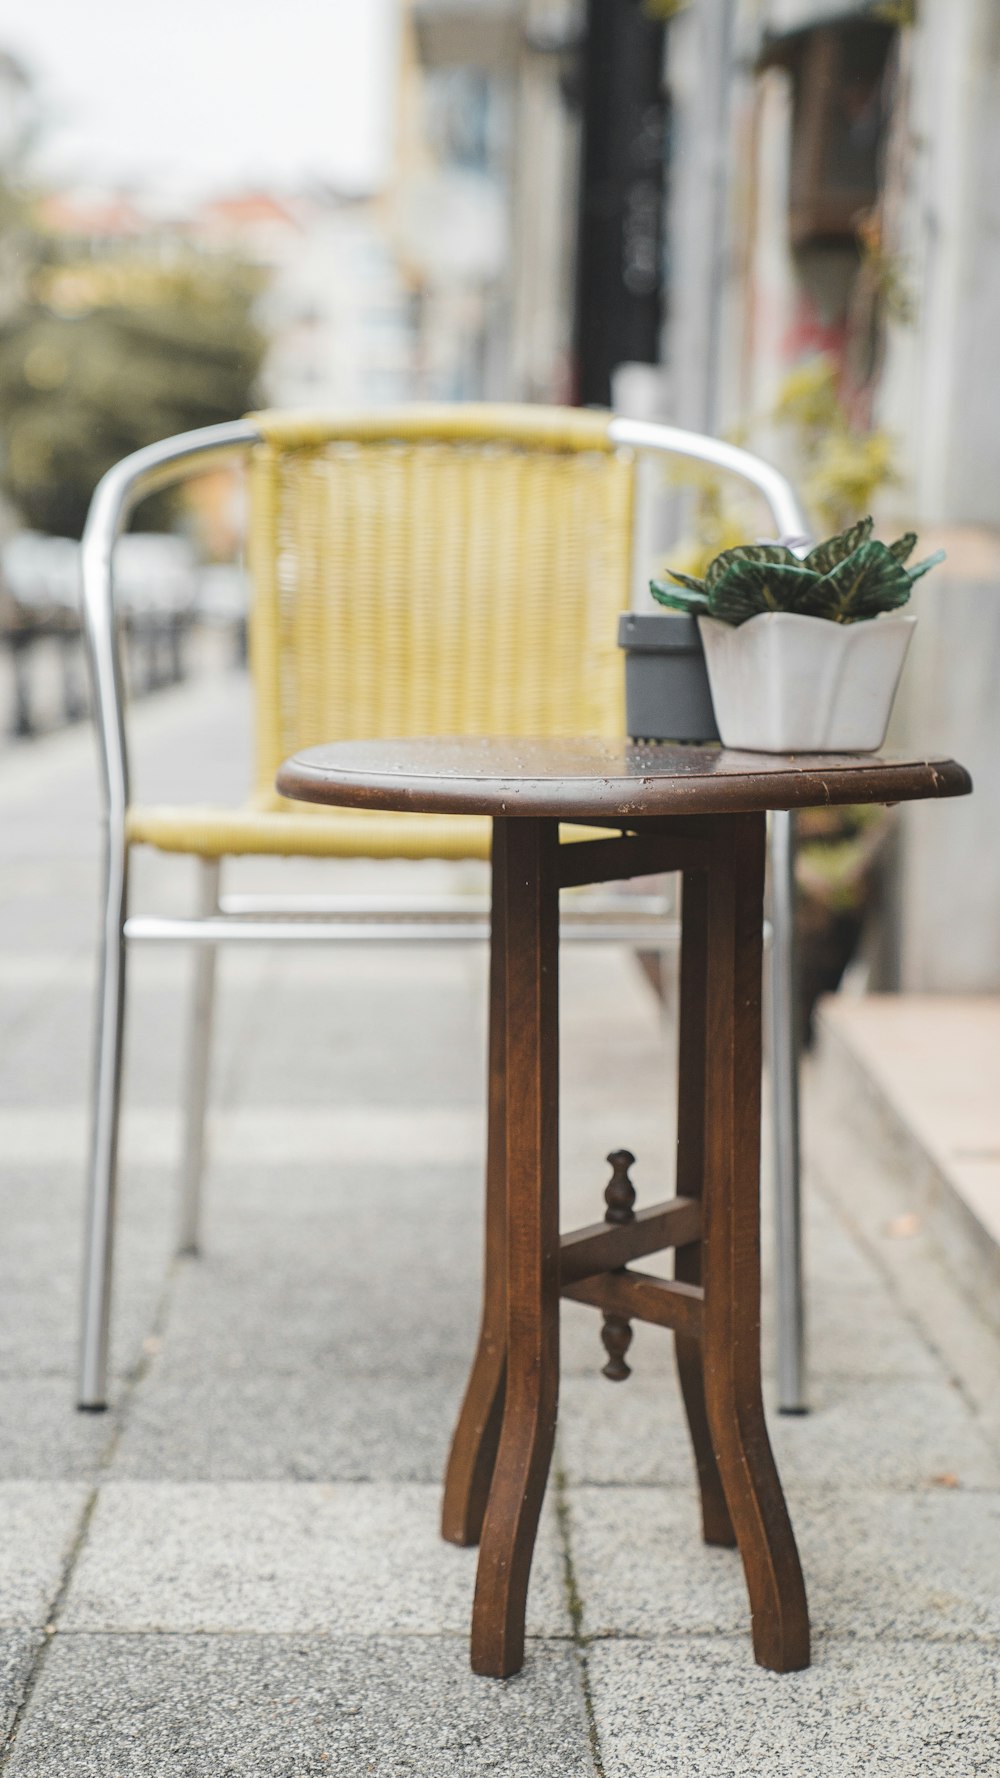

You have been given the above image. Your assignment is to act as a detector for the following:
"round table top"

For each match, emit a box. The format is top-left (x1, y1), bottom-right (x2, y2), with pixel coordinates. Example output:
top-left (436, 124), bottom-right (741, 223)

top-left (276, 737), bottom-right (971, 821)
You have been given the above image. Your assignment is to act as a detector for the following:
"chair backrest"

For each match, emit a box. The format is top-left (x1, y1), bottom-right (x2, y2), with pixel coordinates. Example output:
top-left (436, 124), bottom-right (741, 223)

top-left (246, 405), bottom-right (634, 805)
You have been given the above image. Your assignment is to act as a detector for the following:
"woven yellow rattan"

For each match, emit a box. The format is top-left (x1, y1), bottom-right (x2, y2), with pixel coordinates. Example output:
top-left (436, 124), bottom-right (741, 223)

top-left (126, 404), bottom-right (634, 860)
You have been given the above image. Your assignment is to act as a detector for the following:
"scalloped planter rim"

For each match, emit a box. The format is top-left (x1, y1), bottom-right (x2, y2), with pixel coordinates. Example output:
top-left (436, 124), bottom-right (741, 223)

top-left (697, 610), bottom-right (917, 753)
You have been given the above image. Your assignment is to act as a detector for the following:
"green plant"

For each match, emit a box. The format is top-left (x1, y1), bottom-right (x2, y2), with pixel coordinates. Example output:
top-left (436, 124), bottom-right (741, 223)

top-left (653, 354), bottom-right (902, 584)
top-left (650, 516), bottom-right (943, 627)
top-left (0, 187), bottom-right (265, 538)
top-left (856, 212), bottom-right (917, 329)
top-left (869, 0), bottom-right (916, 24)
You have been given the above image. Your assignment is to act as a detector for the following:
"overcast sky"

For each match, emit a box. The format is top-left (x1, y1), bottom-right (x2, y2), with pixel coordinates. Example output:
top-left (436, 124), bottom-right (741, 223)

top-left (0, 0), bottom-right (400, 195)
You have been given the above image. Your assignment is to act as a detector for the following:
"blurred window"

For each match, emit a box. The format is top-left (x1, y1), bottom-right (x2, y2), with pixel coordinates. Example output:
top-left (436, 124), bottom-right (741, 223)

top-left (425, 68), bottom-right (506, 172)
top-left (763, 21), bottom-right (895, 247)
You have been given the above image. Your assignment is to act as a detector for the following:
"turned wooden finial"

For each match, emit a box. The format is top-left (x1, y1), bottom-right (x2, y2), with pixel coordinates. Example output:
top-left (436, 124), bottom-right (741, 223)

top-left (601, 1151), bottom-right (636, 1380)
top-left (604, 1149), bottom-right (636, 1225)
top-left (601, 1315), bottom-right (634, 1382)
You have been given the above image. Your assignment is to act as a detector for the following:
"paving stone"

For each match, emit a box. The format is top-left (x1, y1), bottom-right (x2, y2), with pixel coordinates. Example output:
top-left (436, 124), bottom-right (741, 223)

top-left (0, 1166), bottom-right (173, 1381)
top-left (557, 1371), bottom-right (1000, 1490)
top-left (761, 1277), bottom-right (941, 1381)
top-left (567, 1487), bottom-right (747, 1640)
top-left (116, 1240), bottom-right (670, 1479)
top-left (556, 1372), bottom-right (695, 1488)
top-left (803, 1488), bottom-right (1000, 1643)
top-left (0, 968), bottom-right (288, 1112)
top-left (587, 1636), bottom-right (1000, 1778)
top-left (4, 1633), bottom-right (595, 1777)
top-left (131, 1168), bottom-right (484, 1378)
top-left (767, 1376), bottom-right (1000, 1490)
top-left (0, 1105), bottom-right (490, 1172)
top-left (61, 1483), bottom-right (570, 1637)
top-left (762, 1176), bottom-right (892, 1290)
top-left (112, 1367), bottom-right (465, 1483)
top-left (0, 1630), bottom-right (41, 1741)
top-left (0, 1485), bottom-right (88, 1625)
top-left (565, 1483), bottom-right (1000, 1643)
top-left (229, 974), bottom-right (487, 1110)
top-left (0, 992), bottom-right (100, 1109)
top-left (142, 1158), bottom-right (696, 1386)
top-left (0, 1384), bottom-right (118, 1481)
top-left (201, 1143), bottom-right (482, 1210)
top-left (0, 881), bottom-right (99, 954)
top-left (0, 969), bottom-right (85, 1060)
top-left (257, 950), bottom-right (484, 990)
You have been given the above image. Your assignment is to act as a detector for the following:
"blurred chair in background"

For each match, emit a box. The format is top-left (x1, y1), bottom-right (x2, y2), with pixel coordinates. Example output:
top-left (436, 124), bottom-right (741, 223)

top-left (78, 404), bottom-right (809, 1412)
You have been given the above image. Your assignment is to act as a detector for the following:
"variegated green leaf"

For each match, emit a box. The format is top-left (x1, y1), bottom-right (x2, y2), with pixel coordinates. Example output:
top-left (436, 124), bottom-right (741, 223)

top-left (649, 578), bottom-right (709, 615)
top-left (812, 540), bottom-right (912, 622)
top-left (707, 561), bottom-right (824, 626)
top-left (662, 568), bottom-right (708, 594)
top-left (704, 542), bottom-right (801, 589)
top-left (905, 547), bottom-right (946, 583)
top-left (887, 532), bottom-right (917, 565)
top-left (804, 516), bottom-right (873, 575)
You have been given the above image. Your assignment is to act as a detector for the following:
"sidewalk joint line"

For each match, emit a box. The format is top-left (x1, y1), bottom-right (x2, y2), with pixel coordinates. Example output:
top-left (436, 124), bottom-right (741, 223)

top-left (554, 1464), bottom-right (606, 1778)
top-left (810, 1153), bottom-right (1000, 1463)
top-left (0, 1251), bottom-right (183, 1766)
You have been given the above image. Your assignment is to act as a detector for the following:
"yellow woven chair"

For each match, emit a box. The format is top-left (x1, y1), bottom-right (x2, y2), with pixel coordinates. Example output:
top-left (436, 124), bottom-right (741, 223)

top-left (79, 403), bottom-right (810, 1409)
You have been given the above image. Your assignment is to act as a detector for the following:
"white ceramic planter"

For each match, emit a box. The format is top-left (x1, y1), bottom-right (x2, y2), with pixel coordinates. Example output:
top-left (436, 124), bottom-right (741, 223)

top-left (698, 611), bottom-right (917, 753)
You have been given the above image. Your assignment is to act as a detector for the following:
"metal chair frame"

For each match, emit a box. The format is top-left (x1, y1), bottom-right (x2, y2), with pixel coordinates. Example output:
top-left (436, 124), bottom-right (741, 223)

top-left (79, 411), bottom-right (808, 1413)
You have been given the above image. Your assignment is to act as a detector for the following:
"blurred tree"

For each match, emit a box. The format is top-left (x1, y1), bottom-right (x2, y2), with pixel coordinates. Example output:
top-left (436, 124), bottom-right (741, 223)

top-left (0, 196), bottom-right (266, 538)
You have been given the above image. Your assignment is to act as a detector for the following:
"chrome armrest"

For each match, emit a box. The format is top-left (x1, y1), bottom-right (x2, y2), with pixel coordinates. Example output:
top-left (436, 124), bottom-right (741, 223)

top-left (608, 416), bottom-right (811, 552)
top-left (80, 420), bottom-right (261, 830)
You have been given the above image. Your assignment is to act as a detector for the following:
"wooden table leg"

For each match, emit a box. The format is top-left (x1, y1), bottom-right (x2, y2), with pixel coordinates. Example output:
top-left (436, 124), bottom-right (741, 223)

top-left (701, 812), bottom-right (810, 1672)
top-left (674, 866), bottom-right (736, 1550)
top-left (442, 822), bottom-right (510, 1545)
top-left (470, 817), bottom-right (560, 1678)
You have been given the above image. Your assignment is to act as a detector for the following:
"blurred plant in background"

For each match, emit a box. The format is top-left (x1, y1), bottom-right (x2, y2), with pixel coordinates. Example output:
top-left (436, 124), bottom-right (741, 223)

top-left (662, 352), bottom-right (899, 567)
top-left (656, 461), bottom-right (761, 584)
top-left (770, 353), bottom-right (897, 533)
top-left (869, 1), bottom-right (917, 25)
top-left (767, 353), bottom-right (901, 1025)
top-left (653, 353), bottom-right (906, 1026)
top-left (795, 802), bottom-right (893, 1037)
top-left (0, 180), bottom-right (265, 538)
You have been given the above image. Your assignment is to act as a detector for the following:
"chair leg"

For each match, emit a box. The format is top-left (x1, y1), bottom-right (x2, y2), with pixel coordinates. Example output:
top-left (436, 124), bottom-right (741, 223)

top-left (702, 814), bottom-right (809, 1673)
top-left (767, 811), bottom-right (807, 1413)
top-left (78, 839), bottom-right (129, 1410)
top-left (177, 857), bottom-right (221, 1256)
top-left (442, 825), bottom-right (509, 1546)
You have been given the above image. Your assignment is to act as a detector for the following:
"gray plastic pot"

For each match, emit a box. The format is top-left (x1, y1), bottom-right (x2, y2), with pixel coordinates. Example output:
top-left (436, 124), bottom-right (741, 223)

top-left (617, 611), bottom-right (720, 744)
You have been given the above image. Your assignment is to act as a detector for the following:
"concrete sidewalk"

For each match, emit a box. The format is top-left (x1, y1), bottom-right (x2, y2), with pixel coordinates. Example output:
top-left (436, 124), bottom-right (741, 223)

top-left (1, 669), bottom-right (998, 1776)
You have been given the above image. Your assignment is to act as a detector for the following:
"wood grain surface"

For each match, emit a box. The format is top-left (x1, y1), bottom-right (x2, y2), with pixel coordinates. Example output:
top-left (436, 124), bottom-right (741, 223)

top-left (277, 735), bottom-right (971, 819)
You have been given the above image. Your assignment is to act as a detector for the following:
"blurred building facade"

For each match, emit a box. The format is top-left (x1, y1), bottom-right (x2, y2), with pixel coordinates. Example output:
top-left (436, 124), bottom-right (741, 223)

top-left (3, 4), bottom-right (996, 987)
top-left (662, 0), bottom-right (1000, 991)
top-left (402, 0), bottom-right (997, 992)
top-left (401, 0), bottom-right (672, 411)
top-left (400, 0), bottom-right (586, 403)
top-left (21, 179), bottom-right (417, 420)
top-left (191, 190), bottom-right (416, 409)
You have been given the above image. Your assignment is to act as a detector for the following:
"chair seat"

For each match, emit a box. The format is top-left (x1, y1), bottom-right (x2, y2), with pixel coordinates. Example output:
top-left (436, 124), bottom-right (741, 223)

top-left (125, 799), bottom-right (495, 860)
top-left (125, 794), bottom-right (620, 860)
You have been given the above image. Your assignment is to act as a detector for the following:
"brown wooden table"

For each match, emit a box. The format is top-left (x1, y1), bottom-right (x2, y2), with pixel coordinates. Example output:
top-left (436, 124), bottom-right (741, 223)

top-left (277, 738), bottom-right (971, 1679)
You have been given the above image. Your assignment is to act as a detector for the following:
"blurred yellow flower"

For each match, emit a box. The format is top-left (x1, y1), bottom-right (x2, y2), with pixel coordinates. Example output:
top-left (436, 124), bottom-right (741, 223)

top-left (23, 343), bottom-right (69, 390)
